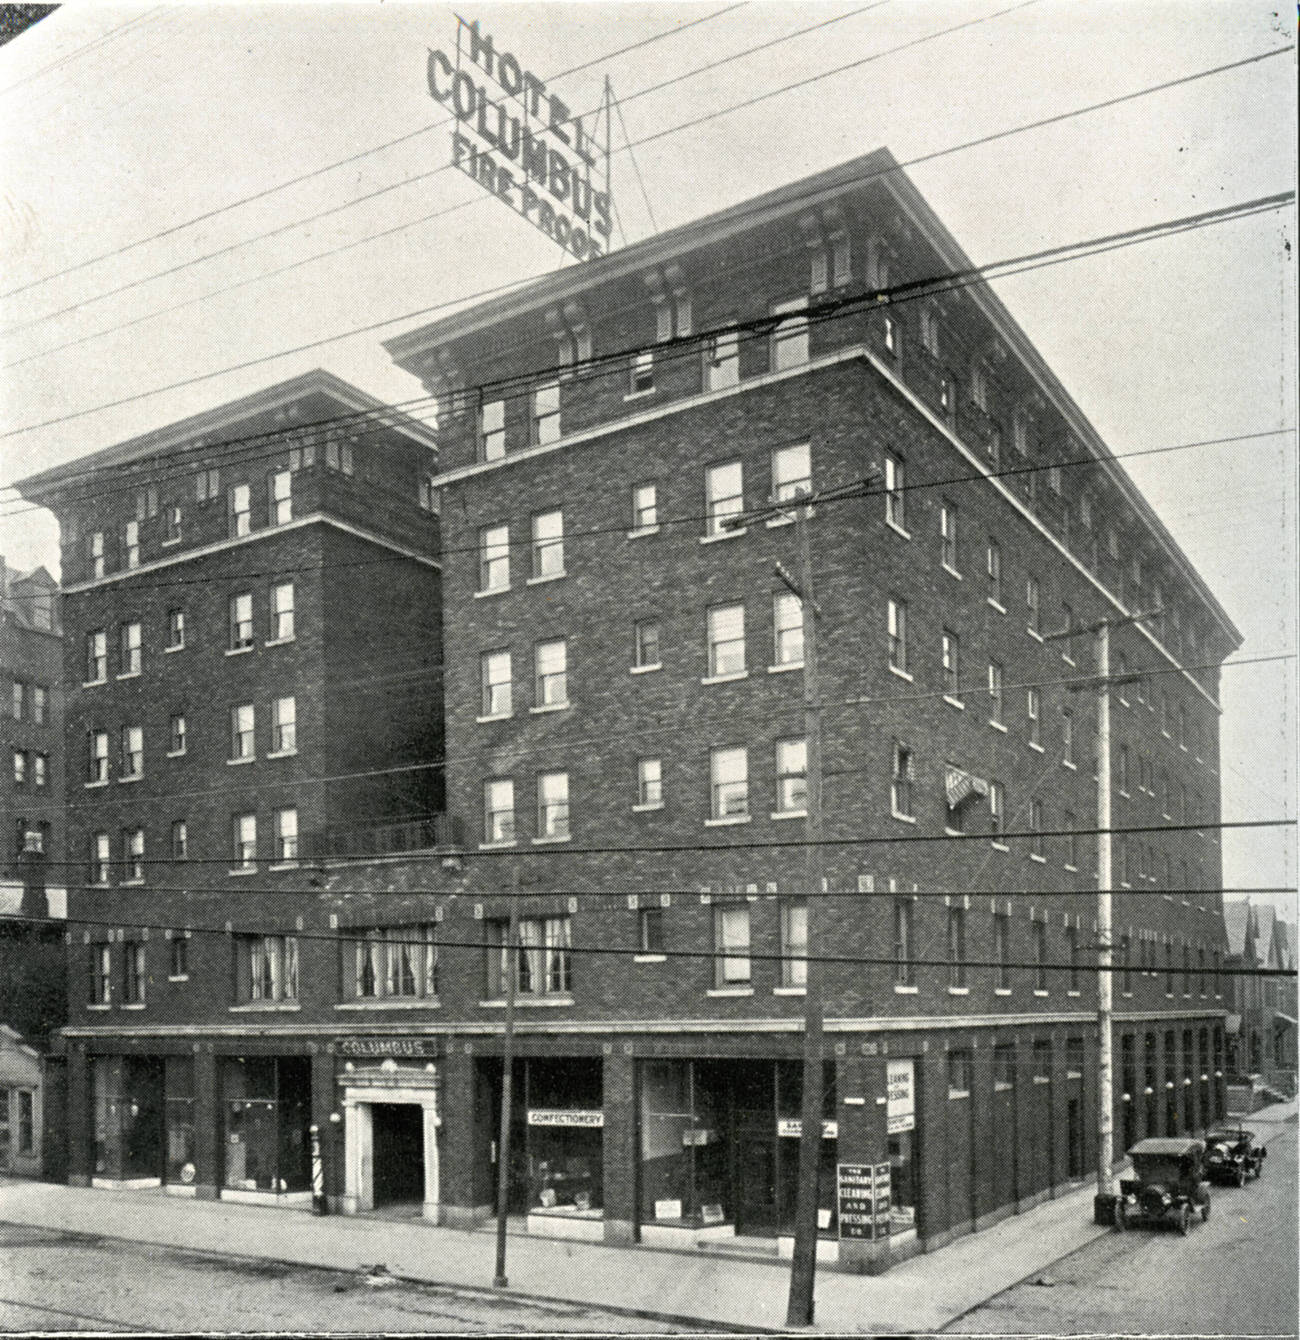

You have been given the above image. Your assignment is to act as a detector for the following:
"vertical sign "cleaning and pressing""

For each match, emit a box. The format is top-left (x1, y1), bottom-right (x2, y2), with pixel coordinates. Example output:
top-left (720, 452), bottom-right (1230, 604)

top-left (427, 18), bottom-right (614, 261)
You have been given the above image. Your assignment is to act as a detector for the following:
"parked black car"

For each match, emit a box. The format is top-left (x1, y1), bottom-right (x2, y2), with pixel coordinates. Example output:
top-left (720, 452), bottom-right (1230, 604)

top-left (1204, 1127), bottom-right (1266, 1185)
top-left (1118, 1138), bottom-right (1211, 1234)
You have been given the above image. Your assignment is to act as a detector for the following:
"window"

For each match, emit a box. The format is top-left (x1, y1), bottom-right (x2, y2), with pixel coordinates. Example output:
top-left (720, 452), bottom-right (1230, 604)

top-left (170, 934), bottom-right (189, 979)
top-left (12, 751), bottom-right (24, 785)
top-left (230, 704), bottom-right (255, 761)
top-left (348, 924), bottom-right (438, 1000)
top-left (165, 504), bottom-right (183, 542)
top-left (1030, 799), bottom-right (1045, 858)
top-left (1182, 944), bottom-right (1192, 996)
top-left (228, 483), bottom-right (251, 538)
top-left (88, 531), bottom-right (105, 579)
top-left (772, 442), bottom-right (811, 505)
top-left (1062, 709), bottom-right (1075, 766)
top-left (270, 582), bottom-right (294, 641)
top-left (532, 382), bottom-right (561, 445)
top-left (91, 943), bottom-right (111, 1003)
top-left (1178, 704), bottom-right (1187, 750)
top-left (120, 622), bottom-right (141, 675)
top-left (33, 753), bottom-right (46, 786)
top-left (885, 452), bottom-right (906, 530)
top-left (123, 519), bottom-right (140, 569)
top-left (989, 779), bottom-right (1005, 838)
top-left (487, 916), bottom-right (571, 997)
top-left (629, 350), bottom-right (654, 394)
top-left (9, 680), bottom-right (21, 720)
top-left (31, 685), bottom-right (47, 725)
top-left (123, 828), bottom-right (144, 883)
top-left (891, 741), bottom-right (913, 818)
top-left (919, 304), bottom-right (940, 357)
top-left (1118, 744), bottom-right (1129, 794)
top-left (988, 661), bottom-right (1004, 725)
top-left (479, 398), bottom-right (505, 461)
top-left (947, 905), bottom-right (967, 987)
top-left (481, 650), bottom-right (512, 717)
top-left (639, 906), bottom-right (665, 954)
top-left (531, 510), bottom-right (564, 579)
top-left (704, 330), bottom-right (739, 390)
top-left (889, 895), bottom-right (911, 991)
top-left (484, 778), bottom-right (515, 844)
top-left (233, 814), bottom-right (258, 869)
top-left (274, 808), bottom-right (298, 864)
top-left (714, 904), bottom-right (751, 985)
top-left (1064, 811), bottom-right (1079, 869)
top-left (995, 912), bottom-right (1011, 989)
top-left (1060, 602), bottom-right (1076, 662)
top-left (705, 460), bottom-right (743, 536)
top-left (269, 470), bottom-right (292, 526)
top-left (229, 593), bottom-right (254, 650)
top-left (770, 296), bottom-right (810, 370)
top-left (634, 619), bottom-right (661, 670)
top-left (479, 524), bottom-right (510, 592)
top-left (994, 1044), bottom-right (1015, 1090)
top-left (169, 713), bottom-right (186, 755)
top-left (88, 731), bottom-right (108, 784)
top-left (942, 630), bottom-right (961, 701)
top-left (887, 599), bottom-right (908, 674)
top-left (1198, 948), bottom-right (1207, 998)
top-left (940, 501), bottom-right (959, 572)
top-left (1067, 926), bottom-right (1081, 991)
top-left (773, 591), bottom-right (804, 667)
top-left (419, 474), bottom-right (437, 512)
top-left (775, 737), bottom-right (808, 815)
top-left (987, 538), bottom-right (1003, 604)
top-left (171, 819), bottom-right (188, 860)
top-left (271, 697), bottom-right (296, 754)
top-left (707, 604), bottom-right (746, 677)
top-left (637, 757), bottom-right (662, 809)
top-left (534, 640), bottom-right (568, 709)
top-left (710, 746), bottom-right (748, 819)
top-left (235, 934), bottom-right (298, 1004)
top-left (123, 941), bottom-right (146, 1005)
top-left (1026, 575), bottom-right (1041, 635)
top-left (631, 482), bottom-right (657, 531)
top-left (537, 771), bottom-right (570, 840)
top-left (1027, 687), bottom-right (1041, 745)
top-left (196, 467), bottom-right (220, 502)
top-left (164, 608), bottom-right (185, 650)
top-left (86, 629), bottom-right (107, 682)
top-left (120, 725), bottom-right (143, 779)
top-left (91, 832), bottom-right (111, 885)
top-left (1033, 1040), bottom-right (1052, 1081)
top-left (1034, 919), bottom-right (1048, 990)
top-left (947, 1051), bottom-right (971, 1098)
top-left (781, 898), bottom-right (808, 987)
top-left (323, 436), bottom-right (354, 474)
top-left (970, 361), bottom-right (988, 412)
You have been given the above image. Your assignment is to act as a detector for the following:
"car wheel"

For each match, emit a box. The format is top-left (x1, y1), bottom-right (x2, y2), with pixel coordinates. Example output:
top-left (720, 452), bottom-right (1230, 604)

top-left (1177, 1204), bottom-right (1191, 1236)
top-left (1234, 1166), bottom-right (1247, 1188)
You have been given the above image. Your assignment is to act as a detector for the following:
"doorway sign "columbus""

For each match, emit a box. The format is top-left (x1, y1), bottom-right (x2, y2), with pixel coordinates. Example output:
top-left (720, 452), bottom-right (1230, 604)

top-left (428, 18), bottom-right (614, 262)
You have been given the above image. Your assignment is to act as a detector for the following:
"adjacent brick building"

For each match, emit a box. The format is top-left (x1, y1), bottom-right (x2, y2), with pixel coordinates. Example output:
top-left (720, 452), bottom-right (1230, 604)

top-left (18, 150), bottom-right (1237, 1272)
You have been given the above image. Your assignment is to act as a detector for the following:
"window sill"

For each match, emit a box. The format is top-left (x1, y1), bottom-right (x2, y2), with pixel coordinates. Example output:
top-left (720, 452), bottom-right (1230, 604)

top-left (477, 712), bottom-right (513, 724)
top-left (122, 1002), bottom-right (147, 1011)
top-left (479, 995), bottom-right (575, 1008)
top-left (941, 564), bottom-right (963, 581)
top-left (1029, 742), bottom-right (1046, 753)
top-left (947, 986), bottom-right (970, 996)
top-left (230, 1002), bottom-right (301, 1013)
top-left (893, 984), bottom-right (918, 995)
top-left (167, 975), bottom-right (189, 983)
top-left (701, 671), bottom-right (748, 686)
top-left (987, 598), bottom-right (1007, 614)
top-left (474, 586), bottom-right (511, 600)
top-left (166, 749), bottom-right (186, 759)
top-left (707, 986), bottom-right (753, 998)
top-left (989, 719), bottom-right (1007, 733)
top-left (118, 774), bottom-right (142, 785)
top-left (773, 985), bottom-right (806, 996)
top-left (530, 703), bottom-right (570, 715)
top-left (1033, 1076), bottom-right (1051, 1086)
top-left (227, 756), bottom-right (256, 766)
top-left (335, 999), bottom-right (440, 1010)
top-left (85, 779), bottom-right (109, 790)
top-left (265, 636), bottom-right (296, 648)
top-left (1028, 629), bottom-right (1044, 642)
top-left (1062, 759), bottom-right (1077, 771)
top-left (161, 536), bottom-right (182, 547)
top-left (1064, 863), bottom-right (1078, 873)
top-left (771, 810), bottom-right (807, 821)
top-left (765, 514), bottom-right (796, 529)
top-left (630, 663), bottom-right (662, 675)
top-left (623, 388), bottom-right (656, 402)
top-left (627, 524), bottom-right (660, 539)
top-left (1067, 990), bottom-right (1082, 998)
top-left (224, 646), bottom-right (254, 657)
top-left (479, 840), bottom-right (517, 850)
top-left (991, 840), bottom-right (1010, 851)
top-left (1033, 989), bottom-right (1049, 997)
top-left (1030, 853), bottom-right (1048, 864)
top-left (116, 671), bottom-right (141, 681)
top-left (944, 827), bottom-right (965, 837)
top-left (943, 696), bottom-right (965, 710)
top-left (527, 572), bottom-right (567, 587)
top-left (994, 988), bottom-right (1012, 996)
top-left (891, 811), bottom-right (917, 825)
top-left (633, 954), bottom-right (666, 964)
top-left (768, 661), bottom-right (803, 675)
top-left (266, 749), bottom-right (297, 760)
top-left (1062, 655), bottom-right (1076, 668)
top-left (699, 528), bottom-right (745, 545)
top-left (268, 861), bottom-right (299, 871)
top-left (228, 867), bottom-right (259, 877)
top-left (532, 835), bottom-right (571, 845)
top-left (83, 679), bottom-right (107, 689)
top-left (86, 1002), bottom-right (111, 1011)
top-left (632, 802), bottom-right (664, 813)
top-left (889, 665), bottom-right (913, 683)
top-left (121, 878), bottom-right (145, 887)
top-left (164, 644), bottom-right (184, 654)
top-left (705, 814), bottom-right (751, 827)
top-left (885, 520), bottom-right (911, 541)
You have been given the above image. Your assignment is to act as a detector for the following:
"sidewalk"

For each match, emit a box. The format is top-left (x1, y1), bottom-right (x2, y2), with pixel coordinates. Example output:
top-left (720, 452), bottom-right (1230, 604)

top-left (0, 1174), bottom-right (1127, 1334)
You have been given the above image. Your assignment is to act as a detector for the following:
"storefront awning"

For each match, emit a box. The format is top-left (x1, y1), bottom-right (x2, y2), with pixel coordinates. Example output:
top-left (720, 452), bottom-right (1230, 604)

top-left (945, 766), bottom-right (988, 810)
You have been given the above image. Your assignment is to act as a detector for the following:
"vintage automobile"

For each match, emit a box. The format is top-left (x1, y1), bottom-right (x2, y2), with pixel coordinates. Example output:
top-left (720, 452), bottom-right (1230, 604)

top-left (1204, 1127), bottom-right (1267, 1185)
top-left (1118, 1138), bottom-right (1211, 1234)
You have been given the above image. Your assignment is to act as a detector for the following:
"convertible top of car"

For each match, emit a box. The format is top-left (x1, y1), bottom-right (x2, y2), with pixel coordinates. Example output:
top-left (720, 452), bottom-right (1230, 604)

top-left (1205, 1129), bottom-right (1256, 1143)
top-left (1128, 1138), bottom-right (1205, 1158)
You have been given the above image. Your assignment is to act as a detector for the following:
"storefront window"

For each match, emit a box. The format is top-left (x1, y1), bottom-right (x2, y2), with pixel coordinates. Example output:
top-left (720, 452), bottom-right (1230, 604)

top-left (91, 1056), bottom-right (163, 1180)
top-left (525, 1057), bottom-right (603, 1218)
top-left (165, 1055), bottom-right (196, 1186)
top-left (222, 1056), bottom-right (310, 1194)
top-left (887, 1057), bottom-right (918, 1237)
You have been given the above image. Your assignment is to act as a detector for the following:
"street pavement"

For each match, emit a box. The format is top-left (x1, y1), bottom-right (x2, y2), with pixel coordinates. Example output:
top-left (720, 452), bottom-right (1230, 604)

top-left (944, 1108), bottom-right (1298, 1336)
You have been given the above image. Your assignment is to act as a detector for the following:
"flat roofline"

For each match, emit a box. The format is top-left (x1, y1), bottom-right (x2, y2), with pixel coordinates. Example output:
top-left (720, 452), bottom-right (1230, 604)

top-left (14, 368), bottom-right (440, 501)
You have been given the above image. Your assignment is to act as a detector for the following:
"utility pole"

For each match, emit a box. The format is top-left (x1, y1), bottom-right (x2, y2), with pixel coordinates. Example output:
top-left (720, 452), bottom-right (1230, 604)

top-left (1052, 609), bottom-right (1160, 1227)
top-left (726, 474), bottom-right (876, 1328)
top-left (493, 865), bottom-right (522, 1287)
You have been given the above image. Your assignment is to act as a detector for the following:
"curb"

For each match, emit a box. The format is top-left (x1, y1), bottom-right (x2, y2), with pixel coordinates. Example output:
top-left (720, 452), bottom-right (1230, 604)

top-left (0, 1218), bottom-right (783, 1335)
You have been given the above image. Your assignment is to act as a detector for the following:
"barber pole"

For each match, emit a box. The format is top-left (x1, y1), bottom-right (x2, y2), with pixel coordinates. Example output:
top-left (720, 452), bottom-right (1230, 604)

top-left (310, 1123), bottom-right (327, 1215)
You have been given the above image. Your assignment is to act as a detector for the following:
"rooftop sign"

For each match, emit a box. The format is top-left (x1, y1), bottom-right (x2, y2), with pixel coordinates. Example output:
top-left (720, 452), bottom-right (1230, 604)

top-left (428, 18), bottom-right (614, 262)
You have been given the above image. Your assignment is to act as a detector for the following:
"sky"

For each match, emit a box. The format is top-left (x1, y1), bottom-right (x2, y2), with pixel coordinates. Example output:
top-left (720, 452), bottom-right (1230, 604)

top-left (0, 0), bottom-right (1294, 911)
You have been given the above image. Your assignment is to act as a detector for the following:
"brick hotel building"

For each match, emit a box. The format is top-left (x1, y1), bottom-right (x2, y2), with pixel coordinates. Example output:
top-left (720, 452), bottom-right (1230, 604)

top-left (18, 149), bottom-right (1237, 1272)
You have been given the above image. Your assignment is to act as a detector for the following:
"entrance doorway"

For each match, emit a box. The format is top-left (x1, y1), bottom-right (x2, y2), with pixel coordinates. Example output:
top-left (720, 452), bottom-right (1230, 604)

top-left (372, 1103), bottom-right (425, 1208)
